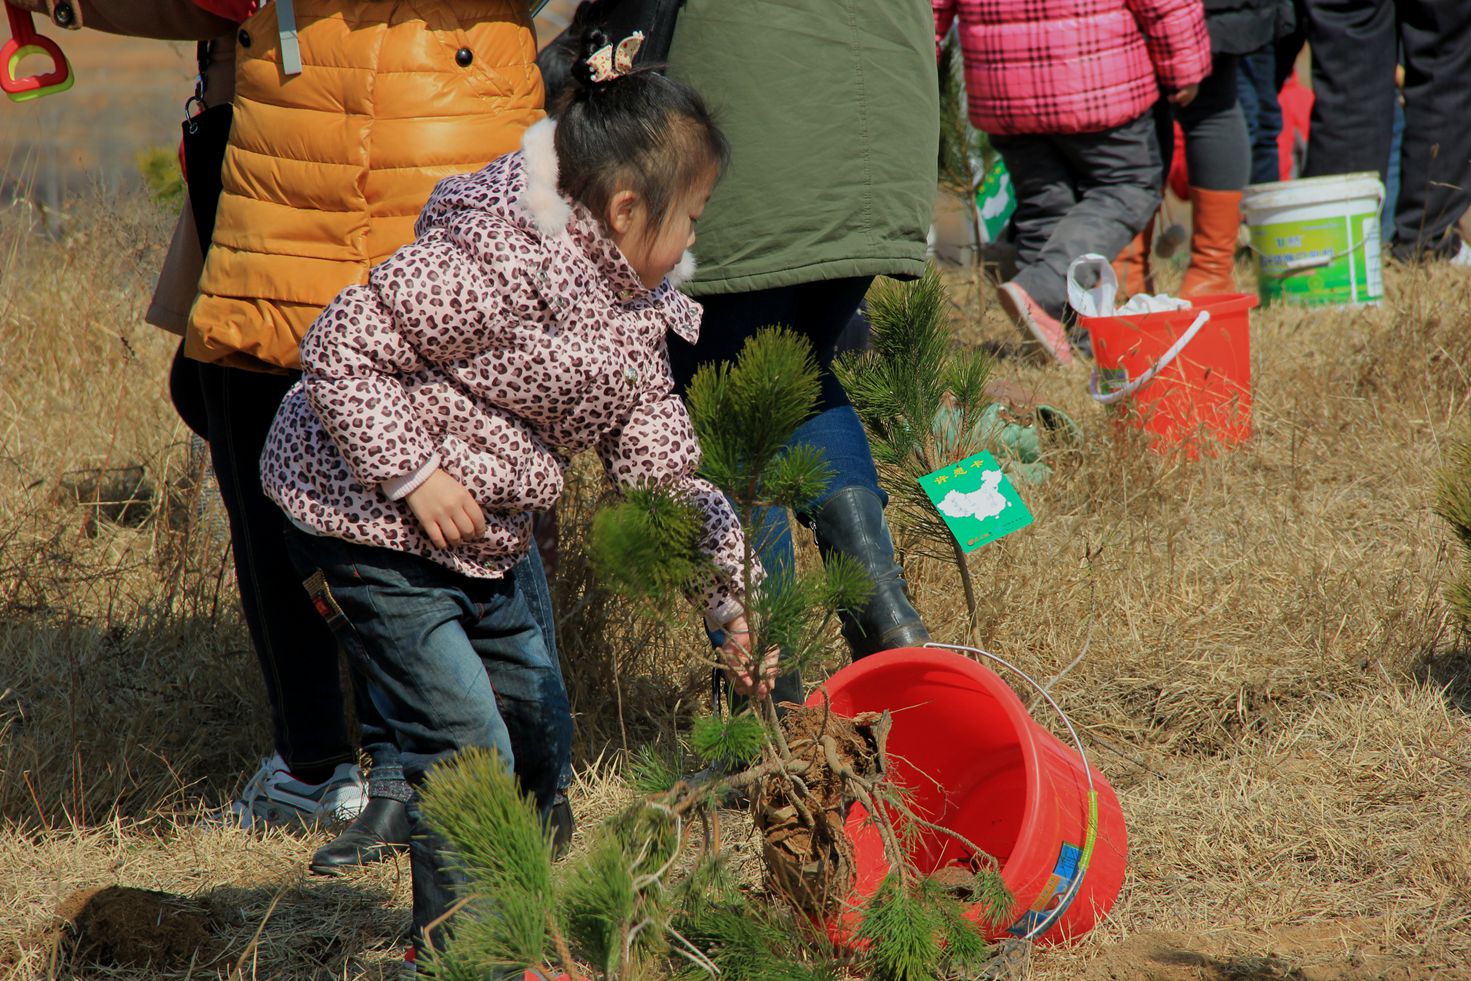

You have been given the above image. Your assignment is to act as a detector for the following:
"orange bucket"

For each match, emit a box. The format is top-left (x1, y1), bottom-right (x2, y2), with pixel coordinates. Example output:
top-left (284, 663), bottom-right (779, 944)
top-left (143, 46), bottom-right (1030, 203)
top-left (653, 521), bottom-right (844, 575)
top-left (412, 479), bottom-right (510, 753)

top-left (1082, 293), bottom-right (1257, 454)
top-left (811, 646), bottom-right (1127, 946)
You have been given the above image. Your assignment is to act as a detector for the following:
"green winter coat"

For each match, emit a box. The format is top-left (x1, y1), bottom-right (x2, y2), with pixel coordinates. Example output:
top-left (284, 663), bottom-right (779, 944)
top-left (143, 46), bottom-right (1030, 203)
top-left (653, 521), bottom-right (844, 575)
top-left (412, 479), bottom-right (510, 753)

top-left (667, 0), bottom-right (939, 297)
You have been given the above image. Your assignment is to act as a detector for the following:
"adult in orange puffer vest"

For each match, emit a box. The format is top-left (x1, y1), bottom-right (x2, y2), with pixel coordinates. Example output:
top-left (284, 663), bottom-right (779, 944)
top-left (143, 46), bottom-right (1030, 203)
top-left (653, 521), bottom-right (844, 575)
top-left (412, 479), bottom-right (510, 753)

top-left (168, 0), bottom-right (547, 863)
top-left (11, 0), bottom-right (550, 874)
top-left (189, 0), bottom-right (542, 370)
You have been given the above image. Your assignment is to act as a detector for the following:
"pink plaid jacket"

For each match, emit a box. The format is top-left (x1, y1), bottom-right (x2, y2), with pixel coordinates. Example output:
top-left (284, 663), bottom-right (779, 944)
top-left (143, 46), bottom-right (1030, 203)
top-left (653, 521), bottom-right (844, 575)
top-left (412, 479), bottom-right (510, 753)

top-left (935, 0), bottom-right (1212, 136)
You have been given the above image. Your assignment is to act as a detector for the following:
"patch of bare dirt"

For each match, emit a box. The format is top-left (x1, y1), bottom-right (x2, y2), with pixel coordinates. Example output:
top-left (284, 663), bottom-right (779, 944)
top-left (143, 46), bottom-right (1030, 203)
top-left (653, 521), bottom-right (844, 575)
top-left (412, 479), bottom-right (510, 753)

top-left (49, 885), bottom-right (222, 972)
top-left (1073, 920), bottom-right (1471, 981)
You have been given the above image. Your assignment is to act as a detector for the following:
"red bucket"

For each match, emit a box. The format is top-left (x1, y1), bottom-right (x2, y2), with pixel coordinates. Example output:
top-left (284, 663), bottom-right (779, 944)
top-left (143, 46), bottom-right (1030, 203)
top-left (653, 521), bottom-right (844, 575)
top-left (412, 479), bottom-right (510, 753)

top-left (1082, 293), bottom-right (1257, 454)
top-left (808, 646), bottom-right (1127, 945)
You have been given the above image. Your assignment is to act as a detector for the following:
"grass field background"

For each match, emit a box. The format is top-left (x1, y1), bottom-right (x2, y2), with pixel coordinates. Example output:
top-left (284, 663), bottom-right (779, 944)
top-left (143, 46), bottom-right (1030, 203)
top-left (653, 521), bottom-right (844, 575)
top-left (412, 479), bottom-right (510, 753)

top-left (3, 20), bottom-right (1471, 980)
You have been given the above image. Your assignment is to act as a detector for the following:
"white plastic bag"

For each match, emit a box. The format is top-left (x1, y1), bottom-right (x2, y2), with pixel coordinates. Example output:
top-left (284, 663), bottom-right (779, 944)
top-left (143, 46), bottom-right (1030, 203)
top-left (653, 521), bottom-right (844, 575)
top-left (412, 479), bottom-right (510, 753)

top-left (1066, 253), bottom-right (1194, 318)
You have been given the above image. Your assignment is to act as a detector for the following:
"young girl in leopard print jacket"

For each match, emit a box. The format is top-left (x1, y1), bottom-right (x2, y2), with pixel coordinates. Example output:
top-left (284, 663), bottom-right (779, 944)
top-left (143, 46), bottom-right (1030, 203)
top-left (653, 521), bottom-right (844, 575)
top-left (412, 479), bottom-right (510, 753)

top-left (259, 30), bottom-right (773, 954)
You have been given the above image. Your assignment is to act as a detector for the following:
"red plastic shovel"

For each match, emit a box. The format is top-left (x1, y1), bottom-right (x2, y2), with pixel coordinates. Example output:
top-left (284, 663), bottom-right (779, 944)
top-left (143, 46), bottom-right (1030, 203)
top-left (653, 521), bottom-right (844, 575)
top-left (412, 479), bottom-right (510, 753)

top-left (2, 1), bottom-right (74, 103)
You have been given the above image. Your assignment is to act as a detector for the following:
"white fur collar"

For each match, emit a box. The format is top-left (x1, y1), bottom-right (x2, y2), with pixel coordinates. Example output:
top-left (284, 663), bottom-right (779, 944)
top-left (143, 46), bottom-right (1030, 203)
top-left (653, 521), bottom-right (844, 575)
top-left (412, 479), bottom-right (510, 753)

top-left (518, 118), bottom-right (573, 236)
top-left (668, 251), bottom-right (697, 288)
top-left (517, 117), bottom-right (701, 293)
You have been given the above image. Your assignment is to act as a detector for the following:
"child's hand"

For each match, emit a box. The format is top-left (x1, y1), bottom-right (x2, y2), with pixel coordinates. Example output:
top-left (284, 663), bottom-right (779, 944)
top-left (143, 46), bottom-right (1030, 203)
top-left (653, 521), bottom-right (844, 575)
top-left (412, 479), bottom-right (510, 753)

top-left (716, 614), bottom-right (781, 697)
top-left (1168, 84), bottom-right (1199, 107)
top-left (405, 469), bottom-right (486, 549)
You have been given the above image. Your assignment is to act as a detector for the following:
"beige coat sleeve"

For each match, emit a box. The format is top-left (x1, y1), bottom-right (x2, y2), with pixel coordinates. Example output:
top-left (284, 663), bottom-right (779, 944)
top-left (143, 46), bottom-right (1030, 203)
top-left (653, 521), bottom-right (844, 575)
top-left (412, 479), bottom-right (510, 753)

top-left (144, 36), bottom-right (237, 334)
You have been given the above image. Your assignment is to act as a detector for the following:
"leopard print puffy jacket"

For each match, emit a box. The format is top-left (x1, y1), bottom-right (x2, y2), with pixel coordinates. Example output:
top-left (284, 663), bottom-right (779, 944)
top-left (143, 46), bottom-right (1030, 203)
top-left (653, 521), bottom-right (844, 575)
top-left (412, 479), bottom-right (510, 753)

top-left (261, 120), bottom-right (751, 625)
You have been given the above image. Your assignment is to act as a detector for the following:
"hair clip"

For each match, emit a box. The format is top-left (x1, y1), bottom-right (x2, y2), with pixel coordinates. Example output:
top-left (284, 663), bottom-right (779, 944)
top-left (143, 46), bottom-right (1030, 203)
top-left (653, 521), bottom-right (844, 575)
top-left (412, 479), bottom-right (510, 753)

top-left (585, 31), bottom-right (644, 83)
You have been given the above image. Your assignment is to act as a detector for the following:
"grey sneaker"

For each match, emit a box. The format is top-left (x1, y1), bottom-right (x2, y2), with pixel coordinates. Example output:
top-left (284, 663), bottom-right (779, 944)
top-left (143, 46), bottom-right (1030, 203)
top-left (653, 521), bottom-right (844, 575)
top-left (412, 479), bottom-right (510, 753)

top-left (227, 753), bottom-right (367, 830)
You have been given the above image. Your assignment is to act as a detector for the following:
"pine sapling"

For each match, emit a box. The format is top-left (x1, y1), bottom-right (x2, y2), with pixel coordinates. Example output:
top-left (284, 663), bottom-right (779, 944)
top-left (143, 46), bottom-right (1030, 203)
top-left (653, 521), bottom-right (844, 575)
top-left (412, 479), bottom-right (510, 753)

top-left (421, 328), bottom-right (1009, 980)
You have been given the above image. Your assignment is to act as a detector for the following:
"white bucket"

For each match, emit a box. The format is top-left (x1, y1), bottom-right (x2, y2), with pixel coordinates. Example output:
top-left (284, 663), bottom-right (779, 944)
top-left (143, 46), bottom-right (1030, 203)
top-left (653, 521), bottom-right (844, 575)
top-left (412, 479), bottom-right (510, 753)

top-left (1242, 172), bottom-right (1385, 308)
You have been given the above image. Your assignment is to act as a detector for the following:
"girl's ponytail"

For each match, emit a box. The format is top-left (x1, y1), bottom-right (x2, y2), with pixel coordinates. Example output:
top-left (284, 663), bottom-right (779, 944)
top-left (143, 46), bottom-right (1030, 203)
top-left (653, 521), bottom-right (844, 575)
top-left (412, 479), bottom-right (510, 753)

top-left (550, 19), bottom-right (727, 240)
top-left (568, 28), bottom-right (608, 96)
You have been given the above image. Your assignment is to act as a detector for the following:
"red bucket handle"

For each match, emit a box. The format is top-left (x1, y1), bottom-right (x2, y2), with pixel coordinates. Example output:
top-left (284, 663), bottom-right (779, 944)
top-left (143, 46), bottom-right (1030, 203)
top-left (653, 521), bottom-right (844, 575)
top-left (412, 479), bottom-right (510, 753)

top-left (2, 2), bottom-right (74, 103)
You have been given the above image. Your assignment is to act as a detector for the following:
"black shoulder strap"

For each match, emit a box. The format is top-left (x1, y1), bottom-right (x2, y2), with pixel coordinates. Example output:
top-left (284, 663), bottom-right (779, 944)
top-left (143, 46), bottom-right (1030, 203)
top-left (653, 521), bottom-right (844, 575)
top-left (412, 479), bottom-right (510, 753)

top-left (563, 0), bottom-right (686, 67)
top-left (605, 0), bottom-right (685, 65)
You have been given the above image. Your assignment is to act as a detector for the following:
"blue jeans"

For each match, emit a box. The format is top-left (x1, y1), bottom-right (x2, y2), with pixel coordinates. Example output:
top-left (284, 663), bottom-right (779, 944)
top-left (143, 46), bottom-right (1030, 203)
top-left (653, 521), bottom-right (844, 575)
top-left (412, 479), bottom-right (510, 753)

top-left (1238, 47), bottom-right (1284, 186)
top-left (713, 404), bottom-right (887, 706)
top-left (355, 542), bottom-right (573, 800)
top-left (284, 530), bottom-right (572, 942)
top-left (745, 403), bottom-right (887, 579)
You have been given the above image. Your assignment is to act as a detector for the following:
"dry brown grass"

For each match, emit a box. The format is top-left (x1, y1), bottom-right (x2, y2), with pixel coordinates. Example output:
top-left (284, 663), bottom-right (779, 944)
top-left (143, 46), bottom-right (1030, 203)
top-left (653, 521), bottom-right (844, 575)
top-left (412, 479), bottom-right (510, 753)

top-left (2, 184), bottom-right (1470, 979)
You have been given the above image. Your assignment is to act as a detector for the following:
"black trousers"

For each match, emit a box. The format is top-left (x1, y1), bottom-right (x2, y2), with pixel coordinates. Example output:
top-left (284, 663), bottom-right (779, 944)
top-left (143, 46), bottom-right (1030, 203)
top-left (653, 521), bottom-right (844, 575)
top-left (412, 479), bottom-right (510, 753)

top-left (989, 112), bottom-right (1162, 318)
top-left (1177, 53), bottom-right (1250, 192)
top-left (1303, 0), bottom-right (1471, 258)
top-left (170, 345), bottom-right (354, 777)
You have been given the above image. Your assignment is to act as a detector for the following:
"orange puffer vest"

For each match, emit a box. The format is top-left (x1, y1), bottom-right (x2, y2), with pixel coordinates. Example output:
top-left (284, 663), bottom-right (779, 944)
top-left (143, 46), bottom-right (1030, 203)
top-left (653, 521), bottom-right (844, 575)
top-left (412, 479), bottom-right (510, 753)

top-left (189, 0), bottom-right (542, 371)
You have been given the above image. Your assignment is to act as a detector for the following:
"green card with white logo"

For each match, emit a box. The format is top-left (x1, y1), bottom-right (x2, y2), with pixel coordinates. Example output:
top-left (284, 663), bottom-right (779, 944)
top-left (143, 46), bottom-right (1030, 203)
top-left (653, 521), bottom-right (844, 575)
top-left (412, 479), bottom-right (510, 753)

top-left (975, 157), bottom-right (1017, 243)
top-left (918, 451), bottom-right (1034, 553)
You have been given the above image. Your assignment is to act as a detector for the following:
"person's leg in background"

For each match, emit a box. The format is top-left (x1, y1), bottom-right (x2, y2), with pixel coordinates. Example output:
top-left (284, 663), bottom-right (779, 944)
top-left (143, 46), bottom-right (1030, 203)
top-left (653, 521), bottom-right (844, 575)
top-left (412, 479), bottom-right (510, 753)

top-left (188, 357), bottom-right (363, 828)
top-left (1302, 0), bottom-right (1397, 183)
top-left (667, 289), bottom-right (804, 706)
top-left (1383, 92), bottom-right (1405, 246)
top-left (1392, 0), bottom-right (1471, 259)
top-left (1113, 101), bottom-right (1177, 296)
top-left (1238, 47), bottom-right (1285, 186)
top-left (787, 278), bottom-right (930, 659)
top-left (669, 279), bottom-right (929, 680)
top-left (1006, 112), bottom-right (1161, 321)
top-left (988, 133), bottom-right (1087, 363)
top-left (1176, 53), bottom-right (1251, 296)
top-left (174, 344), bottom-right (402, 867)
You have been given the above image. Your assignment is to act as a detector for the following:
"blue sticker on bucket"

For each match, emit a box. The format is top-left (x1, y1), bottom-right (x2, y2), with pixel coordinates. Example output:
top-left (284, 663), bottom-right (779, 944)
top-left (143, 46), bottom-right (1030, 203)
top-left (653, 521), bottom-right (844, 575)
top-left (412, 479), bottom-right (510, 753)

top-left (1007, 841), bottom-right (1082, 938)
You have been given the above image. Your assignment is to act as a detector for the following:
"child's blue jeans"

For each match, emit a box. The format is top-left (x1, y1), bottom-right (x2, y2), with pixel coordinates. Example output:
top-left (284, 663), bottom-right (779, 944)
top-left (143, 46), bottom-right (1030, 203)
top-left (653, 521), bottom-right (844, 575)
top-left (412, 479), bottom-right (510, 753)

top-left (284, 528), bottom-right (572, 947)
top-left (354, 541), bottom-right (573, 803)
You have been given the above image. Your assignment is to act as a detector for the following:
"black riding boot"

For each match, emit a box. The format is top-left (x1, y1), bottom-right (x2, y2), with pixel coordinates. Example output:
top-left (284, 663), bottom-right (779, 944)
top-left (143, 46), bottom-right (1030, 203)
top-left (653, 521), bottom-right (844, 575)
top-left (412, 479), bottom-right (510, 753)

top-left (310, 796), bottom-right (411, 875)
top-left (807, 486), bottom-right (930, 659)
top-left (409, 822), bottom-right (470, 960)
top-left (548, 793), bottom-right (575, 858)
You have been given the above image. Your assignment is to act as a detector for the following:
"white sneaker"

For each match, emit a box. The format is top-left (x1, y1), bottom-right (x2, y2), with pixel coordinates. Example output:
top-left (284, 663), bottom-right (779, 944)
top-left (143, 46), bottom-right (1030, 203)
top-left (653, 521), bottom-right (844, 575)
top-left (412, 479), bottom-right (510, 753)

top-left (1451, 239), bottom-right (1471, 268)
top-left (227, 753), bottom-right (367, 830)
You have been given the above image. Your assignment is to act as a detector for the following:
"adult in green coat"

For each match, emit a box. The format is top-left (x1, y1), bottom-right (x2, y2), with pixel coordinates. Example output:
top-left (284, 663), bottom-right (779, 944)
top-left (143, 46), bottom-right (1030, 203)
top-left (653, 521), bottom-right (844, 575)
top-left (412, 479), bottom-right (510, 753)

top-left (662, 0), bottom-right (941, 672)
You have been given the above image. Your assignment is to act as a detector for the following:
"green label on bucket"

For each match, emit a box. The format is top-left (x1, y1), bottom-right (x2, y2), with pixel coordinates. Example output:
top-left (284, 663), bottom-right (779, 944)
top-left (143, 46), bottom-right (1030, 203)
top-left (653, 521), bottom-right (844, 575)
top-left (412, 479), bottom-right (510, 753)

top-left (1098, 366), bottom-right (1129, 396)
top-left (1250, 212), bottom-right (1382, 308)
top-left (918, 451), bottom-right (1034, 553)
top-left (1008, 841), bottom-right (1082, 938)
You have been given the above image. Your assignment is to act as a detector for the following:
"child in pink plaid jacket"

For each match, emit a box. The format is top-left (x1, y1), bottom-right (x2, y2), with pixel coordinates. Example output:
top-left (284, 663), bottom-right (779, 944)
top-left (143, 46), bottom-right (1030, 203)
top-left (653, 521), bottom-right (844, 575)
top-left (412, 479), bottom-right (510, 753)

top-left (934, 0), bottom-right (1212, 364)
